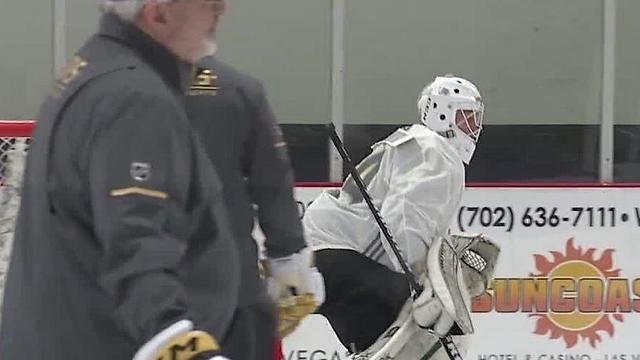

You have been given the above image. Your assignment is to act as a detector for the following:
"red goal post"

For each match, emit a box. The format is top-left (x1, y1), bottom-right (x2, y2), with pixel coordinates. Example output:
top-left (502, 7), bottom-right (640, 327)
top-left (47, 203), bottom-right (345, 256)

top-left (0, 120), bottom-right (33, 188)
top-left (0, 120), bottom-right (34, 318)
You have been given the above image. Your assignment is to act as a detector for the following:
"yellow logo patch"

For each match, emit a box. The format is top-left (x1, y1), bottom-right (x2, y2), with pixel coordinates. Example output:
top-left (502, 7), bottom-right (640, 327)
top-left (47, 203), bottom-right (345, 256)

top-left (53, 56), bottom-right (88, 96)
top-left (188, 67), bottom-right (218, 96)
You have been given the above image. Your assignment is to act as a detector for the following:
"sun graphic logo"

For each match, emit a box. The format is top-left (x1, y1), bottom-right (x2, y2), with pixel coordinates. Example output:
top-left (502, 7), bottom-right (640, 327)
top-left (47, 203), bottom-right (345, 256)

top-left (529, 238), bottom-right (623, 348)
top-left (472, 237), bottom-right (640, 349)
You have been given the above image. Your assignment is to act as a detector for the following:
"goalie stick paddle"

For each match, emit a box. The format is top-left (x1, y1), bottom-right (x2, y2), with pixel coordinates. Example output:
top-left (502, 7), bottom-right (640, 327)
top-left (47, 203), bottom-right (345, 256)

top-left (325, 123), bottom-right (463, 360)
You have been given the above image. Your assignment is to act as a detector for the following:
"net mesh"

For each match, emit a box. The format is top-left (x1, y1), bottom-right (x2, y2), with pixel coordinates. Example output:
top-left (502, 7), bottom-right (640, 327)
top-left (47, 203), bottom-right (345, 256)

top-left (461, 249), bottom-right (487, 272)
top-left (0, 121), bottom-right (32, 319)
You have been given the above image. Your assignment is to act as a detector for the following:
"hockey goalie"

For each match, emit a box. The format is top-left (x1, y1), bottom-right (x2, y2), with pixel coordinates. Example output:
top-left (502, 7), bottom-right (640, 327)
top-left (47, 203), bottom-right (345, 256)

top-left (303, 75), bottom-right (500, 359)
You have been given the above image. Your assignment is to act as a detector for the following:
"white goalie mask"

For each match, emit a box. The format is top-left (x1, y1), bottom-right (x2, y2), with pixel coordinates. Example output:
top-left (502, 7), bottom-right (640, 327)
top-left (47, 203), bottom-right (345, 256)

top-left (417, 76), bottom-right (484, 164)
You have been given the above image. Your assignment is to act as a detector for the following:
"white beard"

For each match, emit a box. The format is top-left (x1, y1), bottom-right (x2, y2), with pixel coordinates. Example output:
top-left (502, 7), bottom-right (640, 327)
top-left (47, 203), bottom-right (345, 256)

top-left (197, 31), bottom-right (218, 59)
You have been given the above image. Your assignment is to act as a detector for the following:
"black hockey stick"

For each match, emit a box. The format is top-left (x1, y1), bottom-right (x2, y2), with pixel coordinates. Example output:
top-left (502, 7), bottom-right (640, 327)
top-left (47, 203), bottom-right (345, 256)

top-left (326, 123), bottom-right (462, 360)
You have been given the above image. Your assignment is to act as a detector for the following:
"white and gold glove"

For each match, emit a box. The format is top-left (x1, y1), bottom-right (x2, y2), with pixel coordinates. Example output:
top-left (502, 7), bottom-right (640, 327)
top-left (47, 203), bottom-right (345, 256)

top-left (133, 320), bottom-right (229, 360)
top-left (264, 248), bottom-right (326, 337)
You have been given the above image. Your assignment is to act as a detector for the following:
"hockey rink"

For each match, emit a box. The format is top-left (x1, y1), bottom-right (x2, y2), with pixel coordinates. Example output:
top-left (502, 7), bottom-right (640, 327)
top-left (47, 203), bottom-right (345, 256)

top-left (3, 0), bottom-right (640, 359)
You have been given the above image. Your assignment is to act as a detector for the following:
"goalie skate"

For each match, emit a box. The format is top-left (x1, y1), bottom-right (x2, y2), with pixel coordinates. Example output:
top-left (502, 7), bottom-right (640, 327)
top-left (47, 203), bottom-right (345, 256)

top-left (349, 300), bottom-right (440, 360)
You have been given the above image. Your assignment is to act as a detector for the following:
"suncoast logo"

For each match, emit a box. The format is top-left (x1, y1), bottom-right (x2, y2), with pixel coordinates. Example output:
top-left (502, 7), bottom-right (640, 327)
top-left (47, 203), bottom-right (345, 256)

top-left (473, 238), bottom-right (640, 348)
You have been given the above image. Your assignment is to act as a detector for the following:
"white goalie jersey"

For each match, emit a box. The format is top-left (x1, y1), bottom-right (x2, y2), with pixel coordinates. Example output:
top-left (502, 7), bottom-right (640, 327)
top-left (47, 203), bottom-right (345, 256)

top-left (303, 124), bottom-right (465, 272)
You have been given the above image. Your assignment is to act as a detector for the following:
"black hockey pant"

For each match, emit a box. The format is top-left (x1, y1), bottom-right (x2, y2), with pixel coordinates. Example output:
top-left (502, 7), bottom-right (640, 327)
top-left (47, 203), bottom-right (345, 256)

top-left (315, 249), bottom-right (411, 353)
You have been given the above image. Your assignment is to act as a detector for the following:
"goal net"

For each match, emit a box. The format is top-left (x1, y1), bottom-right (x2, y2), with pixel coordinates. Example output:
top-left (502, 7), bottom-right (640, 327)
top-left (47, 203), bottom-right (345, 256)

top-left (0, 120), bottom-right (34, 317)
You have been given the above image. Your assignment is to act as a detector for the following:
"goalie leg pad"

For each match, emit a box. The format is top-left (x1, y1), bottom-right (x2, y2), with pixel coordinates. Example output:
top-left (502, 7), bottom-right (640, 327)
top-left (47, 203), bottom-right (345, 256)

top-left (351, 299), bottom-right (465, 360)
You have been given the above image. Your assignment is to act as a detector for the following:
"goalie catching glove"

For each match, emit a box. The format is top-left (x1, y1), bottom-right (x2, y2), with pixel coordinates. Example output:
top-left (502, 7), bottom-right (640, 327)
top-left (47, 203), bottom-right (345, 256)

top-left (264, 247), bottom-right (326, 337)
top-left (133, 320), bottom-right (229, 360)
top-left (451, 232), bottom-right (501, 298)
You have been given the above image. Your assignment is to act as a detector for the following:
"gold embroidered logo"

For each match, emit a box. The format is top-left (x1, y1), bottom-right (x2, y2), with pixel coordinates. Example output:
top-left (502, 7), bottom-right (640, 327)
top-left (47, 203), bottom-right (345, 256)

top-left (188, 67), bottom-right (218, 96)
top-left (152, 331), bottom-right (220, 360)
top-left (110, 187), bottom-right (168, 200)
top-left (54, 56), bottom-right (88, 96)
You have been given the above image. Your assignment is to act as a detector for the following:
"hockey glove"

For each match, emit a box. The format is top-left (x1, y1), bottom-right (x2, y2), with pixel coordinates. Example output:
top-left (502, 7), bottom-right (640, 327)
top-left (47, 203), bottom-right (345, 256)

top-left (450, 233), bottom-right (501, 298)
top-left (264, 247), bottom-right (325, 337)
top-left (411, 274), bottom-right (456, 336)
top-left (132, 320), bottom-right (230, 360)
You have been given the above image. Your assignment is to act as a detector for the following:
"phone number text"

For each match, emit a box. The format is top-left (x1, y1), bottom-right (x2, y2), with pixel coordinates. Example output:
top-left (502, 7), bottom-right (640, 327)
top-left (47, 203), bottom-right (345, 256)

top-left (457, 206), bottom-right (640, 232)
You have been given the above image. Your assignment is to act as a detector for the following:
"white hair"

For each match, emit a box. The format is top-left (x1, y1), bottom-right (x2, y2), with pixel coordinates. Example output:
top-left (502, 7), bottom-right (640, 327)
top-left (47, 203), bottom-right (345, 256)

top-left (100, 0), bottom-right (171, 22)
top-left (100, 0), bottom-right (145, 22)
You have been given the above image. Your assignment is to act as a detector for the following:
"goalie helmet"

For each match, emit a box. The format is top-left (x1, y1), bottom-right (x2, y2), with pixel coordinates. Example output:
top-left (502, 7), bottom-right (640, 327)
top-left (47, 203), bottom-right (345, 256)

top-left (417, 76), bottom-right (484, 164)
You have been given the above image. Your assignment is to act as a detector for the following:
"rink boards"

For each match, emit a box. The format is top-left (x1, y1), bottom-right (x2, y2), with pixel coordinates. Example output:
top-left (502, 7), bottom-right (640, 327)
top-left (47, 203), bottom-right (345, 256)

top-left (281, 185), bottom-right (640, 360)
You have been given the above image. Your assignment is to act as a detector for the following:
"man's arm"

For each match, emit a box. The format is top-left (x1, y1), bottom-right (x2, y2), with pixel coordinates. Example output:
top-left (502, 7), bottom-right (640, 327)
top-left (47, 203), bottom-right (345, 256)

top-left (244, 81), bottom-right (305, 258)
top-left (243, 81), bottom-right (324, 338)
top-left (88, 92), bottom-right (217, 347)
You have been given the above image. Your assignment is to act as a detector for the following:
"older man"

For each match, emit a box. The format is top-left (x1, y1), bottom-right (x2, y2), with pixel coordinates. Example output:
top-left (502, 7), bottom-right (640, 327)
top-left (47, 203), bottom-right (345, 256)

top-left (0, 1), bottom-right (239, 359)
